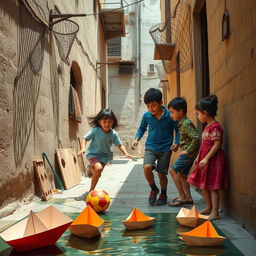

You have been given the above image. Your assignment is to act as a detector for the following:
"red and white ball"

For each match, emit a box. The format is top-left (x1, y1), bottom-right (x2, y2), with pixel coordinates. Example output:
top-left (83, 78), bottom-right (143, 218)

top-left (86, 190), bottom-right (110, 213)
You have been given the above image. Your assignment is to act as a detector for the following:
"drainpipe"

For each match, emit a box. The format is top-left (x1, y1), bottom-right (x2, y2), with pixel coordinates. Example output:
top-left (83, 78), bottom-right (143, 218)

top-left (138, 1), bottom-right (142, 101)
top-left (165, 0), bottom-right (171, 42)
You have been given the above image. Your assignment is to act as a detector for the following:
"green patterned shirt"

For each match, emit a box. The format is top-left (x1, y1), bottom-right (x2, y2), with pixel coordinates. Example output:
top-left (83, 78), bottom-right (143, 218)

top-left (178, 116), bottom-right (199, 158)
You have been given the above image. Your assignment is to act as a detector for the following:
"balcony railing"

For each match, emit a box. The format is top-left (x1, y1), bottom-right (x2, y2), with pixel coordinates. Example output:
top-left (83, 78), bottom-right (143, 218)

top-left (100, 0), bottom-right (124, 9)
top-left (99, 0), bottom-right (126, 40)
top-left (149, 0), bottom-right (192, 74)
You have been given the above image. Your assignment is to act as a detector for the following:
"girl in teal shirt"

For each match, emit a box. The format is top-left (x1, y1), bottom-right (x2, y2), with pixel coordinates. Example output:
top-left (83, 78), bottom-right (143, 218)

top-left (78, 109), bottom-right (133, 192)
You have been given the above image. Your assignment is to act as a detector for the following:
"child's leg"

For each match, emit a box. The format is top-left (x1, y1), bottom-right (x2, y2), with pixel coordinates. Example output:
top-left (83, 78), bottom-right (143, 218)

top-left (168, 154), bottom-right (194, 206)
top-left (169, 168), bottom-right (186, 201)
top-left (158, 172), bottom-right (168, 189)
top-left (154, 151), bottom-right (172, 206)
top-left (89, 162), bottom-right (104, 192)
top-left (144, 164), bottom-right (155, 185)
top-left (143, 150), bottom-right (160, 205)
top-left (144, 164), bottom-right (159, 205)
top-left (143, 149), bottom-right (158, 192)
top-left (199, 189), bottom-right (212, 214)
top-left (180, 173), bottom-right (193, 202)
top-left (209, 190), bottom-right (220, 219)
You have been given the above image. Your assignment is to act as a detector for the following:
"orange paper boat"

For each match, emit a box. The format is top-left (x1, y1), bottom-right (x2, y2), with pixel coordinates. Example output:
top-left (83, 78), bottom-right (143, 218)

top-left (176, 206), bottom-right (209, 228)
top-left (179, 221), bottom-right (227, 246)
top-left (69, 205), bottom-right (104, 238)
top-left (122, 208), bottom-right (155, 231)
top-left (0, 206), bottom-right (73, 252)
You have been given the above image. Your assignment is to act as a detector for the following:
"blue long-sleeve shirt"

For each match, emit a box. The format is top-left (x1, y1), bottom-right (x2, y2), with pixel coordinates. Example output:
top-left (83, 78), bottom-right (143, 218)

top-left (135, 106), bottom-right (180, 152)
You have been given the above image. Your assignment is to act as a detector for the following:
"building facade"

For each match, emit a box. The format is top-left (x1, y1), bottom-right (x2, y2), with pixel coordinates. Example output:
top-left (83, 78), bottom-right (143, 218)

top-left (107, 0), bottom-right (161, 157)
top-left (0, 0), bottom-right (124, 215)
top-left (158, 0), bottom-right (256, 236)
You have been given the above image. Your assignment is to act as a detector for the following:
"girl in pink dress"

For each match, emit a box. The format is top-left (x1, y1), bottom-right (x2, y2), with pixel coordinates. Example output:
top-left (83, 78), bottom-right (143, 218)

top-left (188, 95), bottom-right (228, 220)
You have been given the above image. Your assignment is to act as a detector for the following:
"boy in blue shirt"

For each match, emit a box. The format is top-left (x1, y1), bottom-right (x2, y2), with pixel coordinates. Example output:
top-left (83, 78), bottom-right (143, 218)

top-left (132, 88), bottom-right (179, 205)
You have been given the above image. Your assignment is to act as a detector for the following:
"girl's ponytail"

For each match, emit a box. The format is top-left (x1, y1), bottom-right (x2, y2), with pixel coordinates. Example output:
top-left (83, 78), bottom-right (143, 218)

top-left (209, 94), bottom-right (218, 105)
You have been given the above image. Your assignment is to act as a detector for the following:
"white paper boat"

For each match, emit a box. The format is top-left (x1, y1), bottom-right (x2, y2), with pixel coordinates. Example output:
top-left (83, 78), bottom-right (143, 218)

top-left (176, 206), bottom-right (209, 228)
top-left (0, 206), bottom-right (73, 252)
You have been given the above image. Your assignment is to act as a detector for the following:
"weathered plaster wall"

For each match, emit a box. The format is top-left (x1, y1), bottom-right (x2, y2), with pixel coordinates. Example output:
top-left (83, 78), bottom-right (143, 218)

top-left (0, 0), bottom-right (106, 214)
top-left (206, 0), bottom-right (256, 236)
top-left (162, 0), bottom-right (256, 236)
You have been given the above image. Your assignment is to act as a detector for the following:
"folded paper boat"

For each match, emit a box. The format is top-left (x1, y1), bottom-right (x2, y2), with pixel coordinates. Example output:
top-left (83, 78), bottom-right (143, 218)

top-left (179, 220), bottom-right (227, 246)
top-left (0, 206), bottom-right (73, 252)
top-left (122, 208), bottom-right (155, 231)
top-left (176, 206), bottom-right (209, 228)
top-left (69, 205), bottom-right (104, 238)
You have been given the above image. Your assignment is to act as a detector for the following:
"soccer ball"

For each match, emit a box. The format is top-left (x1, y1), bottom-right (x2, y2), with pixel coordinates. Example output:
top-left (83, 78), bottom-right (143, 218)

top-left (86, 190), bottom-right (110, 213)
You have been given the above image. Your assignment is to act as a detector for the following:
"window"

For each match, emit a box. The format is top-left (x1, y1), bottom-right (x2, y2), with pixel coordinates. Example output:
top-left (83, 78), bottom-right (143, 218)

top-left (107, 38), bottom-right (121, 58)
top-left (148, 64), bottom-right (155, 74)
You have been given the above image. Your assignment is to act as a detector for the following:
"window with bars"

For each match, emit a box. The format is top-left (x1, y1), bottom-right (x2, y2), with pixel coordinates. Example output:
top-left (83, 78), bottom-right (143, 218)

top-left (107, 38), bottom-right (121, 58)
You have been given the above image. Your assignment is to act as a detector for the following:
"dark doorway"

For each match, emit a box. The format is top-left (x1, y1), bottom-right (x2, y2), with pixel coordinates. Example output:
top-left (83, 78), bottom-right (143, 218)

top-left (200, 4), bottom-right (210, 97)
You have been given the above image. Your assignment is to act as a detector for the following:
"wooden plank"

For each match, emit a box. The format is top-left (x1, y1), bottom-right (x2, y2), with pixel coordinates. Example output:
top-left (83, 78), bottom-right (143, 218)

top-left (55, 148), bottom-right (82, 189)
top-left (154, 44), bottom-right (175, 60)
top-left (33, 160), bottom-right (53, 200)
top-left (78, 137), bottom-right (88, 177)
top-left (69, 148), bottom-right (82, 183)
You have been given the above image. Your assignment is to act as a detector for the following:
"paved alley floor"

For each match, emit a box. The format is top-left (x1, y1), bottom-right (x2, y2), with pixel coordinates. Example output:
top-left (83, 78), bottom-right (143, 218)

top-left (0, 159), bottom-right (255, 255)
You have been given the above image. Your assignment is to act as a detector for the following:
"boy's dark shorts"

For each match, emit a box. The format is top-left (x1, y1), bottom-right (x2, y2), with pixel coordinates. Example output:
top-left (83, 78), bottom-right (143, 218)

top-left (171, 154), bottom-right (194, 175)
top-left (143, 149), bottom-right (172, 175)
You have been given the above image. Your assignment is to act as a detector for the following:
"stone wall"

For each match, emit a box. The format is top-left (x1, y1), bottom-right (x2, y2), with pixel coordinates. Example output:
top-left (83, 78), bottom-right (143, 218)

top-left (0, 0), bottom-right (106, 213)
top-left (206, 0), bottom-right (256, 236)
top-left (163, 0), bottom-right (256, 236)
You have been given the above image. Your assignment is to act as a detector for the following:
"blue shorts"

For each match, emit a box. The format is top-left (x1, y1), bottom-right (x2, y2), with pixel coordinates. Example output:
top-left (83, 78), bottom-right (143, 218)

top-left (171, 154), bottom-right (194, 175)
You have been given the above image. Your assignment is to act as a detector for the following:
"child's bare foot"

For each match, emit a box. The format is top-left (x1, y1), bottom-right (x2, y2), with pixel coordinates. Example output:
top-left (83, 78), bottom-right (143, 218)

top-left (199, 208), bottom-right (211, 215)
top-left (209, 214), bottom-right (220, 220)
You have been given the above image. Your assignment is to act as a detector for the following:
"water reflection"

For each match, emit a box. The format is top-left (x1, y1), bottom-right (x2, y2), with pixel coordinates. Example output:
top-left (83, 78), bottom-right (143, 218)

top-left (176, 226), bottom-right (191, 234)
top-left (122, 227), bottom-right (155, 244)
top-left (180, 245), bottom-right (225, 256)
top-left (67, 235), bottom-right (104, 251)
top-left (0, 245), bottom-right (64, 256)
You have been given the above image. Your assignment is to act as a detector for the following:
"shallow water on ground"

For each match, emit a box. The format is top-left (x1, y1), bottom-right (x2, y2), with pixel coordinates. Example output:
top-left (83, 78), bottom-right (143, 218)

top-left (0, 212), bottom-right (244, 256)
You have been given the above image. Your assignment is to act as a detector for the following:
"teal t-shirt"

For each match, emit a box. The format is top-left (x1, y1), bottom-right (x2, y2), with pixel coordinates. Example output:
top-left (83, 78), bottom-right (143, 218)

top-left (83, 127), bottom-right (122, 163)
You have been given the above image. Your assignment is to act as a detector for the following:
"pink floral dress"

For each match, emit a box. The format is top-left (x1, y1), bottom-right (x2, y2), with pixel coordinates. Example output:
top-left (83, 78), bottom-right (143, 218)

top-left (187, 122), bottom-right (229, 190)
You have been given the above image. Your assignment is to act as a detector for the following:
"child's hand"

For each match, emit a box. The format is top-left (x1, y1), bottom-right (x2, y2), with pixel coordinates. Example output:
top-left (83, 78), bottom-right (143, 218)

top-left (77, 150), bottom-right (85, 156)
top-left (199, 158), bottom-right (208, 169)
top-left (131, 139), bottom-right (139, 150)
top-left (125, 154), bottom-right (135, 160)
top-left (171, 144), bottom-right (179, 152)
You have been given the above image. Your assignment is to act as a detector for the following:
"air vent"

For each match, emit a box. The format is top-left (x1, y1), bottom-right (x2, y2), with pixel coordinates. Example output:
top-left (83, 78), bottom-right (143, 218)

top-left (119, 62), bottom-right (134, 74)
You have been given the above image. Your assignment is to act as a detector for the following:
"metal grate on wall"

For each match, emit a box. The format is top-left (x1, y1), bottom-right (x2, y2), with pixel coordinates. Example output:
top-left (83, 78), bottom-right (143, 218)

top-left (119, 61), bottom-right (134, 74)
top-left (107, 37), bottom-right (121, 57)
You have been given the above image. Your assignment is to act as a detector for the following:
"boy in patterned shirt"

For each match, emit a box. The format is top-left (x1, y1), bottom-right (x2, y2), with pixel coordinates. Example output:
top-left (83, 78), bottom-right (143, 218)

top-left (167, 97), bottom-right (199, 207)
